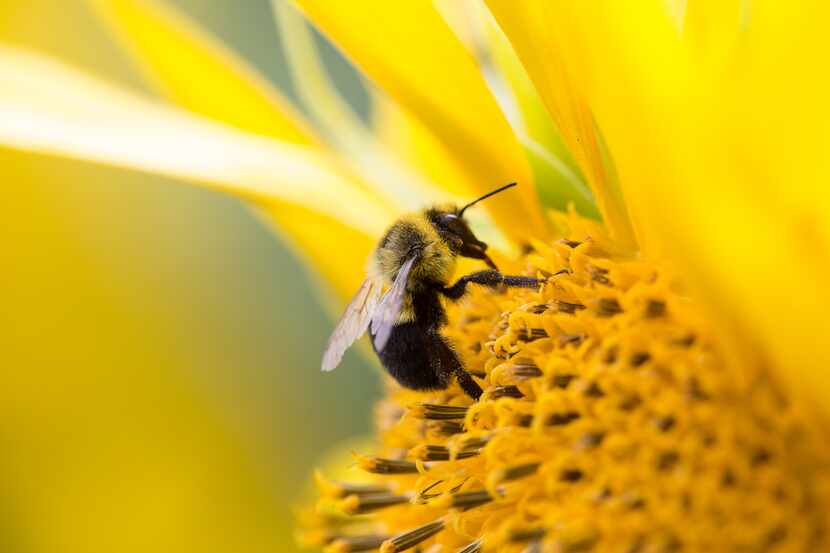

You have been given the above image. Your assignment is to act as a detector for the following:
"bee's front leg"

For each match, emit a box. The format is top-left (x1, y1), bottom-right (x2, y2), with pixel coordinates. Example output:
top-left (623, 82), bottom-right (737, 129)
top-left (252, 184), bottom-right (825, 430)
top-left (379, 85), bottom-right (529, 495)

top-left (440, 270), bottom-right (543, 300)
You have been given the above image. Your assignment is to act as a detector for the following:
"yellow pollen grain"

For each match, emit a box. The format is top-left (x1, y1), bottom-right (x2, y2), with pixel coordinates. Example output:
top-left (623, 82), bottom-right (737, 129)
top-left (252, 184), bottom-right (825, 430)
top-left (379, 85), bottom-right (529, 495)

top-left (338, 495), bottom-right (362, 515)
top-left (299, 210), bottom-right (830, 553)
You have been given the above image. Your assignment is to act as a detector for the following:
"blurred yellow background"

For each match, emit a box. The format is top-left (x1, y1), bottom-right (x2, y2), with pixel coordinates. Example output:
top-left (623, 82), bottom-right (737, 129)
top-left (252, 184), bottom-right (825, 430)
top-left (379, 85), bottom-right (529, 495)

top-left (1, 2), bottom-right (379, 551)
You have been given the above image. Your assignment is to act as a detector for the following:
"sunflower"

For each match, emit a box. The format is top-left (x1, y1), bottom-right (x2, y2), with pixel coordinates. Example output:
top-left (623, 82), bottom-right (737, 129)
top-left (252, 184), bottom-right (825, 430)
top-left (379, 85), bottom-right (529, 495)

top-left (3, 1), bottom-right (830, 552)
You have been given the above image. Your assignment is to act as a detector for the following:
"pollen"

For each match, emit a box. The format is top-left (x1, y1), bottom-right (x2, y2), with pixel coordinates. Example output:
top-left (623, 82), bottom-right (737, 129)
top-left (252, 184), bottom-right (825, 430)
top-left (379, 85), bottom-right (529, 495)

top-left (299, 211), bottom-right (830, 552)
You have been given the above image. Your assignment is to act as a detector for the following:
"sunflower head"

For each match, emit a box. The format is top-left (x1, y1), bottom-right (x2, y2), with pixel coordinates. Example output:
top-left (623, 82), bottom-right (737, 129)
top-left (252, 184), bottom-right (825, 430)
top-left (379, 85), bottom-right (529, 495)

top-left (301, 209), bottom-right (830, 552)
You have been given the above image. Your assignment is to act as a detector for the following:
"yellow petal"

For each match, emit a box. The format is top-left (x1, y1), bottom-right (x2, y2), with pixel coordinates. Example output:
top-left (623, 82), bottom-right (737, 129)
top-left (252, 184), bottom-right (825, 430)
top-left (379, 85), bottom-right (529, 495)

top-left (257, 203), bottom-right (376, 308)
top-left (476, 6), bottom-right (597, 219)
top-left (683, 0), bottom-right (747, 69)
top-left (275, 0), bottom-right (514, 254)
top-left (485, 0), bottom-right (637, 250)
top-left (547, 1), bottom-right (830, 413)
top-left (371, 95), bottom-right (474, 201)
top-left (271, 0), bottom-right (365, 147)
top-left (87, 0), bottom-right (392, 303)
top-left (88, 0), bottom-right (318, 145)
top-left (274, 0), bottom-right (445, 211)
top-left (433, 0), bottom-right (597, 219)
top-left (294, 0), bottom-right (550, 242)
top-left (0, 46), bottom-right (394, 239)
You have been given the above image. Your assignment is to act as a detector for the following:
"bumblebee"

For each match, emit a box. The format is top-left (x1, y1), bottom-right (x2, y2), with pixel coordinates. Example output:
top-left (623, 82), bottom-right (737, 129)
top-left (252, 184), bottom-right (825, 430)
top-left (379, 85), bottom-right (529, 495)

top-left (321, 183), bottom-right (543, 399)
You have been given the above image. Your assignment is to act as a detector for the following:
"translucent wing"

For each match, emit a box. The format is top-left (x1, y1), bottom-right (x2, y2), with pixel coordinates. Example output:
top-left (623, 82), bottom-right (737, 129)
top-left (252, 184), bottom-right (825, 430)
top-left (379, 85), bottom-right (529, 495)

top-left (371, 255), bottom-right (418, 353)
top-left (321, 276), bottom-right (382, 371)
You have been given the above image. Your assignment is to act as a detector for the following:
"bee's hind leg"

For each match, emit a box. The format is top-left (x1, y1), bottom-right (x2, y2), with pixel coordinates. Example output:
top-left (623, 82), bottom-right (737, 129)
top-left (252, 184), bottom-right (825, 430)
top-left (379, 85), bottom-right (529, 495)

top-left (433, 334), bottom-right (483, 400)
top-left (454, 366), bottom-right (483, 400)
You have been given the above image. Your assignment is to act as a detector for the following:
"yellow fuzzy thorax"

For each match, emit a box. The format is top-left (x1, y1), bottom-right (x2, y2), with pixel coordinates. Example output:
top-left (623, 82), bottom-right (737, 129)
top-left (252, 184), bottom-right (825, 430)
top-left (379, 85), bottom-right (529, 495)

top-left (372, 209), bottom-right (458, 323)
top-left (372, 210), bottom-right (457, 285)
top-left (301, 211), bottom-right (830, 553)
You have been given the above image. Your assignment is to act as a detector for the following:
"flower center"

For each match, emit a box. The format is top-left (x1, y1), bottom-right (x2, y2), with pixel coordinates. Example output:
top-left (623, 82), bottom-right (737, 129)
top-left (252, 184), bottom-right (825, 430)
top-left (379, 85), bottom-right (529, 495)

top-left (301, 211), bottom-right (830, 553)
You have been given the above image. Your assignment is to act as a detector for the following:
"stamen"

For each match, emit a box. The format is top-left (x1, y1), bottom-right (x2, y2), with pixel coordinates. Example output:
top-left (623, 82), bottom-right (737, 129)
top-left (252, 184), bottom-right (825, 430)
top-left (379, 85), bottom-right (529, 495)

top-left (517, 414), bottom-right (534, 427)
top-left (765, 526), bottom-right (787, 547)
top-left (517, 328), bottom-right (548, 342)
top-left (380, 519), bottom-right (445, 553)
top-left (589, 266), bottom-right (612, 285)
top-left (547, 411), bottom-right (580, 426)
top-left (559, 468), bottom-right (584, 482)
top-left (325, 534), bottom-right (390, 553)
top-left (510, 528), bottom-right (547, 542)
top-left (415, 479), bottom-right (446, 502)
top-left (686, 377), bottom-right (710, 401)
top-left (621, 491), bottom-right (646, 510)
top-left (489, 385), bottom-right (524, 399)
top-left (457, 539), bottom-right (482, 553)
top-left (412, 404), bottom-right (469, 420)
top-left (597, 298), bottom-right (623, 317)
top-left (654, 415), bottom-right (676, 432)
top-left (357, 456), bottom-right (424, 474)
top-left (316, 472), bottom-right (390, 498)
top-left (552, 374), bottom-right (576, 388)
top-left (559, 334), bottom-right (585, 347)
top-left (555, 299), bottom-right (586, 314)
top-left (619, 393), bottom-right (642, 411)
top-left (509, 359), bottom-right (542, 379)
top-left (582, 381), bottom-right (605, 397)
top-left (561, 534), bottom-right (599, 552)
top-left (673, 334), bottom-right (696, 347)
top-left (656, 451), bottom-right (680, 471)
top-left (499, 462), bottom-right (541, 482)
top-left (630, 351), bottom-right (651, 367)
top-left (449, 489), bottom-right (493, 509)
top-left (339, 492), bottom-right (412, 514)
top-left (409, 444), bottom-right (479, 461)
top-left (430, 420), bottom-right (465, 435)
top-left (645, 299), bottom-right (666, 318)
top-left (460, 435), bottom-right (491, 449)
top-left (578, 431), bottom-right (606, 449)
top-left (751, 447), bottom-right (772, 466)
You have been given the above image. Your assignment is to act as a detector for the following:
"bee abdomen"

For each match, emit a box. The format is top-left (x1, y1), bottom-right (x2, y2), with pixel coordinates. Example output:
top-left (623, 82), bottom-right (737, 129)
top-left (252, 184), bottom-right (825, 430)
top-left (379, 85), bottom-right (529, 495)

top-left (373, 323), bottom-right (453, 391)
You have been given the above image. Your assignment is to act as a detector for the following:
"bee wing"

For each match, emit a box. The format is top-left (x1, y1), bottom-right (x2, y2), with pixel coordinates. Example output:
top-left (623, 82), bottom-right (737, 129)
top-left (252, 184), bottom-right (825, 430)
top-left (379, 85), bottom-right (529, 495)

top-left (321, 276), bottom-right (382, 371)
top-left (370, 255), bottom-right (418, 353)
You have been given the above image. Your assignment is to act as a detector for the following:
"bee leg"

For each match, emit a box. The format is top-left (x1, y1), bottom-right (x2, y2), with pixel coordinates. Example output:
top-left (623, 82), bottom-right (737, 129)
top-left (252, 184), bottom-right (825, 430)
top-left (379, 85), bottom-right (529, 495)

top-left (454, 366), bottom-right (483, 400)
top-left (441, 270), bottom-right (542, 300)
top-left (432, 333), bottom-right (483, 400)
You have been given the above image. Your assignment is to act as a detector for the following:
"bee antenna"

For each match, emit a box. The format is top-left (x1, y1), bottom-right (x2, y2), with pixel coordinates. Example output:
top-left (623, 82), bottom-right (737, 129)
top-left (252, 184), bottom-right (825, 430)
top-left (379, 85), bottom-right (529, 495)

top-left (458, 182), bottom-right (517, 217)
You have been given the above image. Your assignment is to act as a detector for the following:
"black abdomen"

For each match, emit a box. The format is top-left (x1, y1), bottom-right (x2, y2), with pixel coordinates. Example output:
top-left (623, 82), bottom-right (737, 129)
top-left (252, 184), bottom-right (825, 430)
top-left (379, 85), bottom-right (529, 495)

top-left (372, 322), bottom-right (458, 391)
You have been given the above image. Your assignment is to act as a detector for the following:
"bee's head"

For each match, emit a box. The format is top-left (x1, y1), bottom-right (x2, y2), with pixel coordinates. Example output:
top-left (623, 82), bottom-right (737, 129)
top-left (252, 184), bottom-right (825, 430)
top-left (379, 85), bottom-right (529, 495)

top-left (427, 182), bottom-right (517, 270)
top-left (429, 208), bottom-right (495, 268)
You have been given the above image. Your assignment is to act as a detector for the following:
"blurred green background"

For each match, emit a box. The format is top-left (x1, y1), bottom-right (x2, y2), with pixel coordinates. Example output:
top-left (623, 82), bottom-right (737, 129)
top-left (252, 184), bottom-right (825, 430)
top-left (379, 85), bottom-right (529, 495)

top-left (1, 1), bottom-right (380, 551)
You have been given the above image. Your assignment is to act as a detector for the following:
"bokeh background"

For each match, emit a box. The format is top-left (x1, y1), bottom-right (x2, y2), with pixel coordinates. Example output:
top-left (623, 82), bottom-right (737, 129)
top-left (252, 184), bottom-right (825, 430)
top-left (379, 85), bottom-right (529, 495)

top-left (1, 1), bottom-right (380, 551)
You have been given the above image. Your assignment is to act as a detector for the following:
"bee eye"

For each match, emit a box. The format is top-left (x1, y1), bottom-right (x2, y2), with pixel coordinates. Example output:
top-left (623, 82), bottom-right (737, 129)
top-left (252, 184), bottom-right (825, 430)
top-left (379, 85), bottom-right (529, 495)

top-left (439, 213), bottom-right (463, 231)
